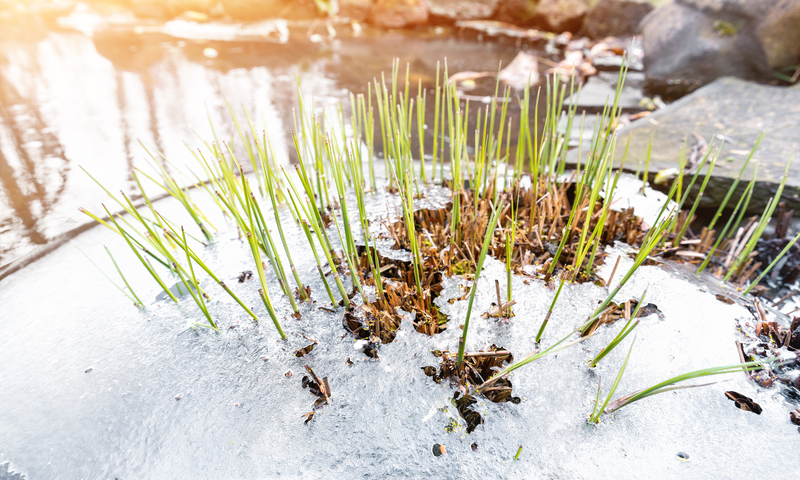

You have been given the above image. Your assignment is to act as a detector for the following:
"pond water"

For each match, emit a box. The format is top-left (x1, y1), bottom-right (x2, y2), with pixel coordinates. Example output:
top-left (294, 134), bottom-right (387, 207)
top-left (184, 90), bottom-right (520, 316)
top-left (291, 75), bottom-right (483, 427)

top-left (0, 17), bottom-right (534, 277)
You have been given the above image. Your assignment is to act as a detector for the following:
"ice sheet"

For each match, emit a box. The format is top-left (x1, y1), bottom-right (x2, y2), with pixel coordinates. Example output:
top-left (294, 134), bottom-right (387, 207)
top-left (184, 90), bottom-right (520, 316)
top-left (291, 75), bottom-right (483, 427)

top-left (1, 174), bottom-right (798, 479)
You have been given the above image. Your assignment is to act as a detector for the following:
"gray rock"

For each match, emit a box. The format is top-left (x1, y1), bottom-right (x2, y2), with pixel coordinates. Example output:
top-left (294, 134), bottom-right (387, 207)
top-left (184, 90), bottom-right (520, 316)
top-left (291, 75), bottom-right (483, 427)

top-left (679, 0), bottom-right (800, 68)
top-left (339, 0), bottom-right (373, 22)
top-left (567, 71), bottom-right (646, 112)
top-left (581, 0), bottom-right (656, 38)
top-left (536, 0), bottom-right (592, 31)
top-left (593, 54), bottom-right (644, 72)
top-left (369, 0), bottom-right (429, 28)
top-left (428, 0), bottom-right (499, 20)
top-left (493, 0), bottom-right (591, 32)
top-left (608, 77), bottom-right (800, 211)
top-left (641, 1), bottom-right (770, 98)
top-left (493, 0), bottom-right (540, 26)
top-left (755, 0), bottom-right (800, 69)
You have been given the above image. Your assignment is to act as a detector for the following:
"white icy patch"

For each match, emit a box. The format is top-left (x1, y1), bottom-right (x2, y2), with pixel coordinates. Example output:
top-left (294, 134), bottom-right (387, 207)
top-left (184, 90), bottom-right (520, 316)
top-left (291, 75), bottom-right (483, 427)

top-left (1, 173), bottom-right (797, 479)
top-left (547, 171), bottom-right (675, 228)
top-left (605, 173), bottom-right (677, 228)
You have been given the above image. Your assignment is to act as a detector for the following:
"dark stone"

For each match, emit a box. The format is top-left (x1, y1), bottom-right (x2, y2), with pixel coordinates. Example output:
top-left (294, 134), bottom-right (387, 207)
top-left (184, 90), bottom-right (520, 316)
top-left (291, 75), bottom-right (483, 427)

top-left (756, 0), bottom-right (800, 69)
top-left (680, 0), bottom-right (800, 69)
top-left (641, 1), bottom-right (770, 98)
top-left (581, 0), bottom-right (655, 39)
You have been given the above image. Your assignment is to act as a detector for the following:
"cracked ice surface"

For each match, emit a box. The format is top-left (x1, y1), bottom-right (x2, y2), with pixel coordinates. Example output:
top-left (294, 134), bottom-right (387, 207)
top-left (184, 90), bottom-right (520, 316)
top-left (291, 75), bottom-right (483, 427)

top-left (0, 176), bottom-right (798, 479)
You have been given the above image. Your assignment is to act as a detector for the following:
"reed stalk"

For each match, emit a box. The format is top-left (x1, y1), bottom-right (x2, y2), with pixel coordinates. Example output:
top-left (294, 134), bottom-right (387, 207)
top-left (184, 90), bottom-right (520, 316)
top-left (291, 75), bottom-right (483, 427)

top-left (456, 199), bottom-right (505, 370)
top-left (602, 357), bottom-right (781, 416)
top-left (589, 289), bottom-right (647, 367)
top-left (536, 275), bottom-right (566, 343)
top-left (103, 204), bottom-right (178, 303)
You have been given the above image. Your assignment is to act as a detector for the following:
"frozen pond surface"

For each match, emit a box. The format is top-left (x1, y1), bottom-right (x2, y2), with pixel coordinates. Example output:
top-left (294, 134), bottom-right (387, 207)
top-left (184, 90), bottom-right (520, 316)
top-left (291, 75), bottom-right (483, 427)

top-left (0, 17), bottom-right (532, 273)
top-left (1, 177), bottom-right (800, 479)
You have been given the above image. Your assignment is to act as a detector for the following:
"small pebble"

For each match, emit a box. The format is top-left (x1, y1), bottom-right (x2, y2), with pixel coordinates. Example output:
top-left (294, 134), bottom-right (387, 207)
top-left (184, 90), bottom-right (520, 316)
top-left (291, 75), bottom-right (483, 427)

top-left (788, 409), bottom-right (800, 425)
top-left (471, 442), bottom-right (478, 452)
top-left (432, 443), bottom-right (446, 457)
top-left (202, 47), bottom-right (218, 59)
top-left (175, 394), bottom-right (182, 401)
top-left (84, 367), bottom-right (93, 373)
top-left (677, 452), bottom-right (689, 461)
top-left (285, 370), bottom-right (293, 378)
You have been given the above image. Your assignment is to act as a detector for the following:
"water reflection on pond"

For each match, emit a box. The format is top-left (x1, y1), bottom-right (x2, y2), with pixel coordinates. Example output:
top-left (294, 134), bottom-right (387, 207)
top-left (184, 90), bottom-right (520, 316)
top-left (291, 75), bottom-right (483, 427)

top-left (0, 22), bottom-right (530, 276)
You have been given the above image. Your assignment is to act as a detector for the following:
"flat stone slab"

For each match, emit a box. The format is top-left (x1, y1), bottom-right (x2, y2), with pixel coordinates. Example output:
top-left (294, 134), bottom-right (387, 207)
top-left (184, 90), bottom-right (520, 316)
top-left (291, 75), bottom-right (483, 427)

top-left (599, 77), bottom-right (800, 211)
top-left (566, 71), bottom-right (646, 112)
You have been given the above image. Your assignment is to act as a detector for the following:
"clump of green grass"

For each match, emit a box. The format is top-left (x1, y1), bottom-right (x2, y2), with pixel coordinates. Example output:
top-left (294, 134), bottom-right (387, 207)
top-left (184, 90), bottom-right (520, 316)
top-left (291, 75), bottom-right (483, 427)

top-left (77, 56), bottom-right (800, 434)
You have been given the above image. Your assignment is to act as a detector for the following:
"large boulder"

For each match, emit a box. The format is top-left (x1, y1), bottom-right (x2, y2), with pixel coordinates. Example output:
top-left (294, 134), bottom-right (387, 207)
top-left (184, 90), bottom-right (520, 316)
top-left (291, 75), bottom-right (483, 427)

top-left (369, 0), bottom-right (429, 28)
top-left (493, 0), bottom-right (539, 26)
top-left (535, 0), bottom-right (591, 31)
top-left (494, 0), bottom-right (591, 32)
top-left (756, 0), bottom-right (800, 69)
top-left (581, 0), bottom-right (656, 38)
top-left (427, 0), bottom-right (498, 20)
top-left (642, 0), bottom-right (800, 96)
top-left (680, 0), bottom-right (800, 69)
top-left (338, 0), bottom-right (373, 21)
top-left (641, 0), bottom-right (769, 98)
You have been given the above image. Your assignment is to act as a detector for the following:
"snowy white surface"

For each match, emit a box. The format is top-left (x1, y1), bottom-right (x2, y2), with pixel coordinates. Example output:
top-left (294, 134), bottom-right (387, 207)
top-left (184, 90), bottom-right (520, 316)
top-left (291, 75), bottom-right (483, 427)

top-left (604, 173), bottom-right (677, 228)
top-left (1, 177), bottom-right (798, 479)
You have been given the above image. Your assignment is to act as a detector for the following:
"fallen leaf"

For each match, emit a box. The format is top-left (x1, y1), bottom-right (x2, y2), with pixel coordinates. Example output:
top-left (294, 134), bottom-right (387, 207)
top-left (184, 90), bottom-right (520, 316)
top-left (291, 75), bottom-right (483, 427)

top-left (725, 391), bottom-right (762, 414)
